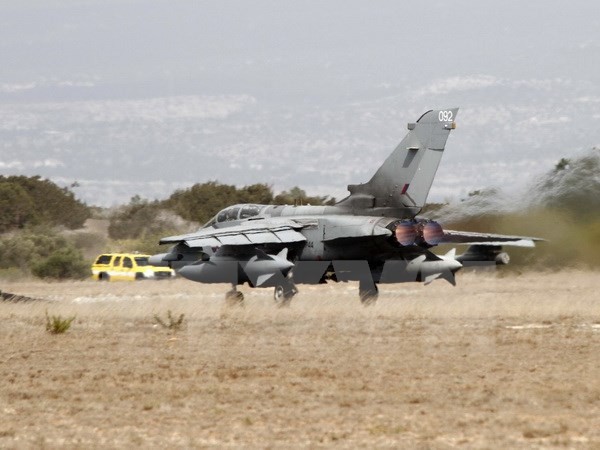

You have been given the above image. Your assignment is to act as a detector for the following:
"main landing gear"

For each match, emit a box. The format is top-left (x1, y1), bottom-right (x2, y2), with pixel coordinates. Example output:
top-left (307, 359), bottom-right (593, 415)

top-left (225, 286), bottom-right (244, 307)
top-left (359, 281), bottom-right (379, 306)
top-left (273, 280), bottom-right (298, 308)
top-left (224, 281), bottom-right (298, 308)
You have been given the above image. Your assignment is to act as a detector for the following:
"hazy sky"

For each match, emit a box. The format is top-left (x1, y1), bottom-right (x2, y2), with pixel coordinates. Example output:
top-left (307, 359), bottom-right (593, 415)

top-left (1, 0), bottom-right (600, 206)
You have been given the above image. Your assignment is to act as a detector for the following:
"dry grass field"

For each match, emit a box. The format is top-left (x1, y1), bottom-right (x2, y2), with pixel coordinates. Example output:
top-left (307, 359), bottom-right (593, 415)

top-left (1, 270), bottom-right (599, 448)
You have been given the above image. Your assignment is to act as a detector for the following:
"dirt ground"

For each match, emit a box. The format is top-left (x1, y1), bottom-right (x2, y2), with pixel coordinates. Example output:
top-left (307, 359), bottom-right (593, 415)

top-left (1, 270), bottom-right (599, 448)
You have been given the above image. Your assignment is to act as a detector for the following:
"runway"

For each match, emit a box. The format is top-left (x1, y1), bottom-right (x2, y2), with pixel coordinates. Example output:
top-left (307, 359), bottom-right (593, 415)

top-left (1, 271), bottom-right (599, 447)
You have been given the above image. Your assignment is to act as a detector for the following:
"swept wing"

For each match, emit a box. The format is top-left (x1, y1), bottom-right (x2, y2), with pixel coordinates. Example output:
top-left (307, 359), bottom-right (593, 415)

top-left (441, 230), bottom-right (544, 247)
top-left (159, 218), bottom-right (306, 248)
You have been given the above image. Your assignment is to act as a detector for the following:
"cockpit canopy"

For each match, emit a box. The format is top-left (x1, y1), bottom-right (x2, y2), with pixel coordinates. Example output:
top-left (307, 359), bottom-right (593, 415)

top-left (204, 204), bottom-right (264, 228)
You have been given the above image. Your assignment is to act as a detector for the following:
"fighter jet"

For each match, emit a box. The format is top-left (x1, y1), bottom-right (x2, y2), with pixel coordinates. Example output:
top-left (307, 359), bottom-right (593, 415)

top-left (150, 108), bottom-right (541, 305)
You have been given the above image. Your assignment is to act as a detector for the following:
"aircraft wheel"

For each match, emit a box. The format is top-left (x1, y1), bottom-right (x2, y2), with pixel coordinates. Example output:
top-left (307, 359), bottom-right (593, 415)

top-left (99, 272), bottom-right (110, 281)
top-left (274, 284), bottom-right (296, 308)
top-left (359, 286), bottom-right (379, 306)
top-left (225, 289), bottom-right (244, 307)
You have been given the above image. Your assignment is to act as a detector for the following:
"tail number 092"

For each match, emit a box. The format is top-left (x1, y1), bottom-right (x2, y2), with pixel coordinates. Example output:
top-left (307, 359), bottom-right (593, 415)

top-left (438, 110), bottom-right (453, 122)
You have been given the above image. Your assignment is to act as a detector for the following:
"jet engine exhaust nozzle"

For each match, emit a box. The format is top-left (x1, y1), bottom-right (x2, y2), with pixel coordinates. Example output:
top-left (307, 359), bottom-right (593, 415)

top-left (393, 220), bottom-right (444, 247)
top-left (394, 222), bottom-right (418, 246)
top-left (422, 221), bottom-right (444, 245)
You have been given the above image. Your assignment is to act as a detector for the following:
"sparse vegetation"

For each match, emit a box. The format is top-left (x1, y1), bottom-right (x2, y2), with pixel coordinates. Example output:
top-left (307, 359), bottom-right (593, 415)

top-left (153, 310), bottom-right (185, 331)
top-left (45, 311), bottom-right (76, 334)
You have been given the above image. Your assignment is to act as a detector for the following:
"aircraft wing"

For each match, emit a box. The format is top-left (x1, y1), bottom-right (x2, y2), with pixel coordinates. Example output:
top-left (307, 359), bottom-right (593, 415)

top-left (160, 218), bottom-right (307, 248)
top-left (440, 230), bottom-right (543, 247)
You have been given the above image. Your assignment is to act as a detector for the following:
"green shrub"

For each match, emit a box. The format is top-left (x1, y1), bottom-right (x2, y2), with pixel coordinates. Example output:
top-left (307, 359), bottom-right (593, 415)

top-left (0, 183), bottom-right (35, 232)
top-left (0, 228), bottom-right (90, 279)
top-left (154, 310), bottom-right (185, 331)
top-left (45, 311), bottom-right (76, 334)
top-left (0, 175), bottom-right (90, 231)
top-left (0, 228), bottom-right (64, 272)
top-left (32, 247), bottom-right (89, 280)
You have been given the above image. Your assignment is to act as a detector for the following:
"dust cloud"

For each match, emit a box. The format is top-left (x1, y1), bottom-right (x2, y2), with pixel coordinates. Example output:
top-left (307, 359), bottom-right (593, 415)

top-left (432, 147), bottom-right (600, 223)
top-left (429, 148), bottom-right (600, 269)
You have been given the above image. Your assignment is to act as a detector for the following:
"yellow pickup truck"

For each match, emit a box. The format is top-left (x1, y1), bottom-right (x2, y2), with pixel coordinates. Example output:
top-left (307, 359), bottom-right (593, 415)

top-left (91, 253), bottom-right (174, 281)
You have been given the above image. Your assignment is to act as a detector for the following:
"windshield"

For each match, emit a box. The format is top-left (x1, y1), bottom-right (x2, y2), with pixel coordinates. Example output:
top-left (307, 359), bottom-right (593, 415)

top-left (240, 204), bottom-right (261, 219)
top-left (202, 216), bottom-right (217, 228)
top-left (135, 257), bottom-right (149, 266)
top-left (225, 207), bottom-right (240, 221)
top-left (214, 204), bottom-right (262, 224)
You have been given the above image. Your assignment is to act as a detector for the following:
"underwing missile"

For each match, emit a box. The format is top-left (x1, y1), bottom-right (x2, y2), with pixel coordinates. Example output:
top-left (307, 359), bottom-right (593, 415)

top-left (406, 249), bottom-right (463, 285)
top-left (178, 248), bottom-right (293, 287)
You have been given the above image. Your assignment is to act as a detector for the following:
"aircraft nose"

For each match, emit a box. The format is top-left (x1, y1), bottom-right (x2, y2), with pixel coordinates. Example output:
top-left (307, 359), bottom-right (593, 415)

top-left (177, 265), bottom-right (197, 281)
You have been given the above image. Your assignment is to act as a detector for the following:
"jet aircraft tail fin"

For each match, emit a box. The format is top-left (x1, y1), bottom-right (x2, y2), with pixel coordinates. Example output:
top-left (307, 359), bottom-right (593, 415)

top-left (337, 108), bottom-right (458, 216)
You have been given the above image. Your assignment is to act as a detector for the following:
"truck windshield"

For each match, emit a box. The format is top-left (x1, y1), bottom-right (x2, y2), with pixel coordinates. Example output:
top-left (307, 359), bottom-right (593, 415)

top-left (135, 257), bottom-right (149, 266)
